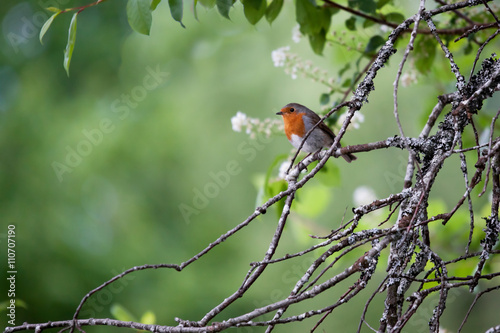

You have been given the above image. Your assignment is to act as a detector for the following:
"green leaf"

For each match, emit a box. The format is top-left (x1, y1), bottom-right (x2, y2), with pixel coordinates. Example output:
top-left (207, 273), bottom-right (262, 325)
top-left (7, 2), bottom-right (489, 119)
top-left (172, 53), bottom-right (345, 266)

top-left (168, 0), bottom-right (185, 27)
top-left (296, 0), bottom-right (322, 35)
top-left (309, 29), bottom-right (326, 55)
top-left (265, 0), bottom-right (283, 24)
top-left (341, 78), bottom-right (352, 88)
top-left (241, 0), bottom-right (266, 25)
top-left (362, 18), bottom-right (375, 28)
top-left (414, 36), bottom-right (436, 73)
top-left (377, 0), bottom-right (392, 8)
top-left (263, 154), bottom-right (289, 197)
top-left (198, 0), bottom-right (215, 8)
top-left (111, 304), bottom-right (136, 322)
top-left (345, 16), bottom-right (356, 31)
top-left (385, 12), bottom-right (404, 23)
top-left (0, 299), bottom-right (27, 310)
top-left (140, 311), bottom-right (156, 325)
top-left (193, 0), bottom-right (199, 20)
top-left (320, 93), bottom-right (330, 105)
top-left (296, 0), bottom-right (332, 54)
top-left (63, 13), bottom-right (77, 77)
top-left (46, 7), bottom-right (61, 12)
top-left (464, 41), bottom-right (473, 55)
top-left (216, 0), bottom-right (236, 19)
top-left (39, 11), bottom-right (61, 45)
top-left (338, 63), bottom-right (351, 77)
top-left (359, 0), bottom-right (376, 13)
top-left (349, 0), bottom-right (376, 14)
top-left (127, 0), bottom-right (152, 35)
top-left (267, 180), bottom-right (287, 219)
top-left (151, 0), bottom-right (161, 10)
top-left (365, 35), bottom-right (385, 54)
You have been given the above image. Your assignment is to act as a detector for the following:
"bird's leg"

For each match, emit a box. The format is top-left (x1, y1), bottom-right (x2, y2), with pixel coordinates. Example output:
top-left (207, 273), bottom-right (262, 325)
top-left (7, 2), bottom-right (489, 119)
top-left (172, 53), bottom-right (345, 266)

top-left (313, 149), bottom-right (323, 160)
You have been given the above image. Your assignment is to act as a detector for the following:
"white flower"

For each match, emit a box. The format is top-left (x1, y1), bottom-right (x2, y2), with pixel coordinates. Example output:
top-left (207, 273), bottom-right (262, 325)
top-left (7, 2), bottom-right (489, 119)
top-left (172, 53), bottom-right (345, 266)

top-left (292, 25), bottom-right (302, 43)
top-left (231, 111), bottom-right (283, 138)
top-left (278, 161), bottom-right (292, 179)
top-left (351, 112), bottom-right (365, 129)
top-left (380, 25), bottom-right (390, 33)
top-left (338, 112), bottom-right (365, 130)
top-left (353, 186), bottom-right (377, 207)
top-left (231, 111), bottom-right (248, 132)
top-left (401, 71), bottom-right (418, 87)
top-left (271, 46), bottom-right (290, 67)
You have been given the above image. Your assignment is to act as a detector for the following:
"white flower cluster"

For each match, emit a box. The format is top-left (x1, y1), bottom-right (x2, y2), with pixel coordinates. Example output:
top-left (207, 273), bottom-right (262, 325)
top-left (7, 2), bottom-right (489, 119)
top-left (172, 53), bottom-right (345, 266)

top-left (337, 111), bottom-right (365, 130)
top-left (271, 46), bottom-right (336, 88)
top-left (353, 186), bottom-right (377, 207)
top-left (400, 70), bottom-right (418, 87)
top-left (277, 160), bottom-right (306, 180)
top-left (292, 25), bottom-right (303, 43)
top-left (278, 160), bottom-right (292, 180)
top-left (231, 111), bottom-right (284, 139)
top-left (271, 46), bottom-right (290, 68)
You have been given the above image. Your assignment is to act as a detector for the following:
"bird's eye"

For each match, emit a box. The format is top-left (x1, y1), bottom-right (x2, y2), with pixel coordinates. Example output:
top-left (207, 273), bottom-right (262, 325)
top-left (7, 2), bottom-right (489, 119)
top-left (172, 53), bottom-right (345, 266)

top-left (290, 108), bottom-right (295, 112)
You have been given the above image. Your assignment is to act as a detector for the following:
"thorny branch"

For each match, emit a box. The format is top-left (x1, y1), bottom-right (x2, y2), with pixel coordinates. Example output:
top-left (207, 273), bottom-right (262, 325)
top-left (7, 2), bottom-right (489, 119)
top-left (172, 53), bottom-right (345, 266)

top-left (5, 1), bottom-right (500, 333)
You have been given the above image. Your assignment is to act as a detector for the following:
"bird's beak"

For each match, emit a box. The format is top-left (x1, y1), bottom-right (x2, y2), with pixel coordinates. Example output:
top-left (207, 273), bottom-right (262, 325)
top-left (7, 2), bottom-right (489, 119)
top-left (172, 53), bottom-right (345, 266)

top-left (276, 111), bottom-right (283, 116)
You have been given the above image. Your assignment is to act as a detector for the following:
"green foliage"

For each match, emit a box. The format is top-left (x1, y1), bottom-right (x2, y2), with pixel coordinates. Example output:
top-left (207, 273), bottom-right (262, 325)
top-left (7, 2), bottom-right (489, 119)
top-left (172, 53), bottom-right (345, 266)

top-left (39, 11), bottom-right (61, 45)
top-left (151, 0), bottom-right (162, 10)
top-left (348, 0), bottom-right (376, 14)
top-left (0, 299), bottom-right (27, 312)
top-left (111, 304), bottom-right (157, 326)
top-left (265, 0), bottom-right (283, 24)
top-left (414, 35), bottom-right (437, 74)
top-left (241, 0), bottom-right (266, 25)
top-left (168, 0), bottom-right (185, 27)
top-left (319, 93), bottom-right (330, 106)
top-left (140, 311), bottom-right (157, 325)
top-left (262, 154), bottom-right (289, 218)
top-left (127, 0), bottom-right (153, 35)
top-left (296, 0), bottom-right (334, 54)
top-left (376, 0), bottom-right (391, 9)
top-left (198, 0), bottom-right (215, 8)
top-left (384, 12), bottom-right (405, 23)
top-left (36, 0), bottom-right (493, 76)
top-left (111, 304), bottom-right (136, 322)
top-left (63, 13), bottom-right (78, 77)
top-left (345, 16), bottom-right (356, 31)
top-left (308, 28), bottom-right (327, 55)
top-left (217, 0), bottom-right (236, 19)
top-left (365, 35), bottom-right (385, 55)
top-left (35, 0), bottom-right (421, 71)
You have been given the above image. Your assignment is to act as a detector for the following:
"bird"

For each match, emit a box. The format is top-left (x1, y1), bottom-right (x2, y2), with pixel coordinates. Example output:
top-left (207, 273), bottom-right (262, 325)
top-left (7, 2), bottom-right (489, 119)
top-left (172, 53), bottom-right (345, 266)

top-left (276, 103), bottom-right (357, 163)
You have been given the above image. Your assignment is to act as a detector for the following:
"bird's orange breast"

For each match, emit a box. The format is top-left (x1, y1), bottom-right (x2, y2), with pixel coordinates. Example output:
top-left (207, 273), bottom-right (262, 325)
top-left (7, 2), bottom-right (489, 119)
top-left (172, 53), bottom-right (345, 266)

top-left (283, 113), bottom-right (306, 140)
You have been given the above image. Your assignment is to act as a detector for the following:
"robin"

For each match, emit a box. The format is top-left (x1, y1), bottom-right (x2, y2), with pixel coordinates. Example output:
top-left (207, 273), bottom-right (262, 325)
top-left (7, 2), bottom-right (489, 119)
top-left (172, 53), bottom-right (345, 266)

top-left (276, 103), bottom-right (357, 163)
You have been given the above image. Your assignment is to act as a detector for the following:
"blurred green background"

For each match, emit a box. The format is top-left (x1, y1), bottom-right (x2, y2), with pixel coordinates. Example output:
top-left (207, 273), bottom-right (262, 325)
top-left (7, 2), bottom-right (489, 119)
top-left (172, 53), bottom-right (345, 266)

top-left (1, 1), bottom-right (499, 332)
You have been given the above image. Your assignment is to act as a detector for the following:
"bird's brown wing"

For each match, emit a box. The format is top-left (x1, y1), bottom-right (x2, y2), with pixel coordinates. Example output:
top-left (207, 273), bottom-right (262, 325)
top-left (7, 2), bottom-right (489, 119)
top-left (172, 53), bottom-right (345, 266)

top-left (305, 110), bottom-right (357, 162)
top-left (306, 111), bottom-right (336, 140)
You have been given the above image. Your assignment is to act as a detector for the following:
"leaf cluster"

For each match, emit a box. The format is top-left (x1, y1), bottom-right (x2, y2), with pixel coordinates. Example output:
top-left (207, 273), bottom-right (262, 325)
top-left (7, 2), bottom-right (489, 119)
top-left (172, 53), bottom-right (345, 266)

top-left (37, 0), bottom-right (411, 75)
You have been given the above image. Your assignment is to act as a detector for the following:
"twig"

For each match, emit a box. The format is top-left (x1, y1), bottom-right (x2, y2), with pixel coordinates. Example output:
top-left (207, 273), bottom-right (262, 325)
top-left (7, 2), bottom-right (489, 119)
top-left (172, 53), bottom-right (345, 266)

top-left (458, 284), bottom-right (500, 332)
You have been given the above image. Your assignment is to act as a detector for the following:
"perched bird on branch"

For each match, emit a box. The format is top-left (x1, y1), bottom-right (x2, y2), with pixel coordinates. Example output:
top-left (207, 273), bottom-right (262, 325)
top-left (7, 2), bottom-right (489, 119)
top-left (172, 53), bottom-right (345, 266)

top-left (276, 103), bottom-right (357, 163)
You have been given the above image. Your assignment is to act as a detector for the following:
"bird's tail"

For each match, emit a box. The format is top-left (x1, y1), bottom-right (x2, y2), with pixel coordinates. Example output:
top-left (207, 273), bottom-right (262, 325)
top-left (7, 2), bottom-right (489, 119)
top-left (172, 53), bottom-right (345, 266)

top-left (342, 153), bottom-right (357, 163)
